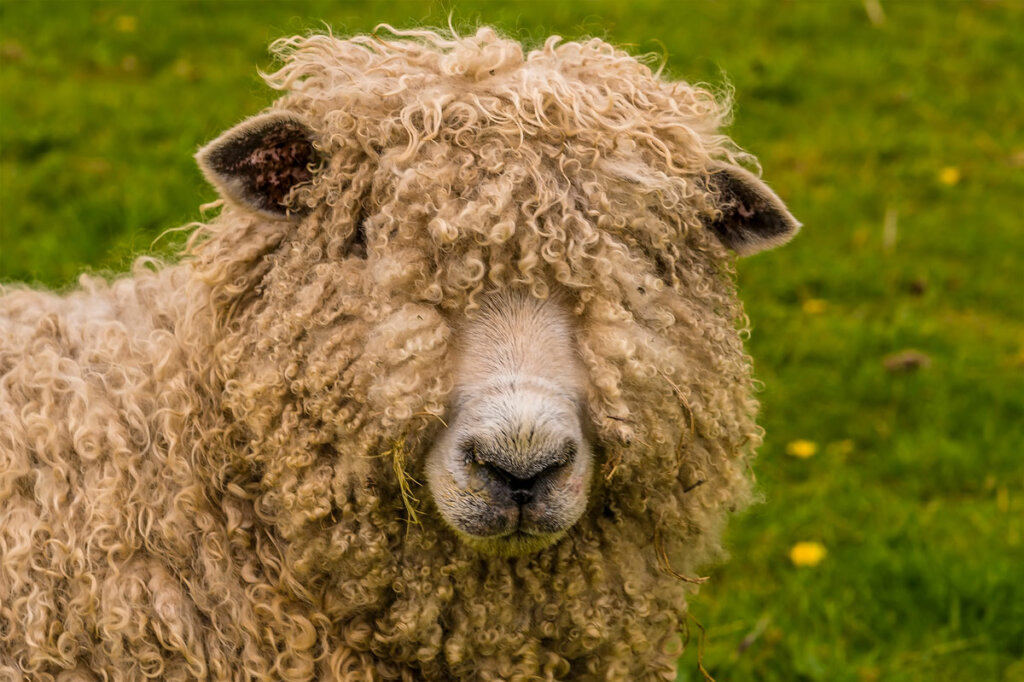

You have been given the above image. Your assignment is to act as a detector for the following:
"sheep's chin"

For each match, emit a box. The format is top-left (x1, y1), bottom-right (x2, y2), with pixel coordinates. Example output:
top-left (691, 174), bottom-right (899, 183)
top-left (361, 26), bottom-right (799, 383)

top-left (456, 528), bottom-right (567, 557)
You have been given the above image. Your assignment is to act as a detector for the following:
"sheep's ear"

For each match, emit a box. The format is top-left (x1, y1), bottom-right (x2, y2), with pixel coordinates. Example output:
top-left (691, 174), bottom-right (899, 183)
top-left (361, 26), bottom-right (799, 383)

top-left (196, 111), bottom-right (319, 219)
top-left (704, 164), bottom-right (801, 256)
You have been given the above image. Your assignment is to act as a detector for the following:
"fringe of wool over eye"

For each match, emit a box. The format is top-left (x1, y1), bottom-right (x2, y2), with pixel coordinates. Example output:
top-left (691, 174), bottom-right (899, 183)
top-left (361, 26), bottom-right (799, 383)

top-left (1, 25), bottom-right (771, 681)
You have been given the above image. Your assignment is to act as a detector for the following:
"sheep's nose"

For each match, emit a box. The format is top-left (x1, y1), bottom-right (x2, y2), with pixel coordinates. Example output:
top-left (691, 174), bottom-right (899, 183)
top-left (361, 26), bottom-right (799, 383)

top-left (492, 467), bottom-right (539, 505)
top-left (468, 440), bottom-right (577, 505)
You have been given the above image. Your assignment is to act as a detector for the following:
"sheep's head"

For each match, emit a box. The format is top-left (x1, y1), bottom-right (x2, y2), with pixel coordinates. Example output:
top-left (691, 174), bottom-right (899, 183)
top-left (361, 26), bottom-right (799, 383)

top-left (193, 28), bottom-right (799, 570)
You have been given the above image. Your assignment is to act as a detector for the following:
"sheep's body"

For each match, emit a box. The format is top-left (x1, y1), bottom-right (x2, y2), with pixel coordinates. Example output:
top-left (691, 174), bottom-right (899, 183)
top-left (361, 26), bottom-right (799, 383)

top-left (1, 269), bottom-right (223, 678)
top-left (1, 27), bottom-right (798, 681)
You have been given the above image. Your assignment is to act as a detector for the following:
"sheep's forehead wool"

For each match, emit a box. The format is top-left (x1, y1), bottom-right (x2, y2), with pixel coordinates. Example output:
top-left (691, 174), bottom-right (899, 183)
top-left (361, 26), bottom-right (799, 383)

top-left (275, 28), bottom-right (727, 151)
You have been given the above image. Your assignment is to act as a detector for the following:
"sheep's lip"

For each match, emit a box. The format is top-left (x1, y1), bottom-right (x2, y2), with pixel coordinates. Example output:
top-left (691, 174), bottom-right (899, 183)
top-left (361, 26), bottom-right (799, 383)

top-left (457, 527), bottom-right (566, 557)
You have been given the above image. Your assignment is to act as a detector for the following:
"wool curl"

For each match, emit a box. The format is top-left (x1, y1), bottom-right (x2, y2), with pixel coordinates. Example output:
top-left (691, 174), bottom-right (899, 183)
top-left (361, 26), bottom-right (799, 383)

top-left (1, 26), bottom-right (764, 681)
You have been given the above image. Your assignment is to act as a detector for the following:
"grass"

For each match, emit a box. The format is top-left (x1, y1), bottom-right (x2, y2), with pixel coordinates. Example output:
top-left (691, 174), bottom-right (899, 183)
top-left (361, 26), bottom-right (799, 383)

top-left (2, 1), bottom-right (1021, 680)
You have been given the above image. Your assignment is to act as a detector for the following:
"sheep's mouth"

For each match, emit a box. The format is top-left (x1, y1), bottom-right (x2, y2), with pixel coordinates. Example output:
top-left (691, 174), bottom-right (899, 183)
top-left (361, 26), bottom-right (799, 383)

top-left (428, 458), bottom-right (590, 556)
top-left (456, 527), bottom-right (567, 557)
top-left (439, 494), bottom-right (579, 556)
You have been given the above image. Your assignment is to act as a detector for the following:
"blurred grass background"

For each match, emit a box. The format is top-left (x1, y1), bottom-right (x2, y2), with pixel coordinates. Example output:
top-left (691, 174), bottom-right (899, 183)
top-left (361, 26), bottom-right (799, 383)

top-left (1, 1), bottom-right (1021, 680)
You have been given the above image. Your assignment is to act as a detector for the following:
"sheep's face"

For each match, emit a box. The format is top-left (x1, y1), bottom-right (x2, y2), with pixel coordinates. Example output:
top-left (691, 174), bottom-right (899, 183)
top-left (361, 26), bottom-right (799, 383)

top-left (425, 291), bottom-right (594, 556)
top-left (194, 30), bottom-right (801, 567)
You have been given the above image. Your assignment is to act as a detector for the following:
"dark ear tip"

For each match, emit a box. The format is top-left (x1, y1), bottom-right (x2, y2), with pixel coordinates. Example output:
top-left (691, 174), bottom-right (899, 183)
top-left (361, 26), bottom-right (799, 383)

top-left (729, 219), bottom-right (801, 257)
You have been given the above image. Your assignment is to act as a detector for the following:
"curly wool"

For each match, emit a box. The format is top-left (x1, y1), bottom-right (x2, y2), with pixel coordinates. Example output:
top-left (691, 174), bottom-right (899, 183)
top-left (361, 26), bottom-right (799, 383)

top-left (1, 27), bottom-right (762, 680)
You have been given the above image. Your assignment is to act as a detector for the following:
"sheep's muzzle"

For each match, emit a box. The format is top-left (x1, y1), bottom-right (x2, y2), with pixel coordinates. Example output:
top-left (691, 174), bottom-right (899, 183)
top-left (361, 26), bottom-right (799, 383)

top-left (425, 291), bottom-right (594, 556)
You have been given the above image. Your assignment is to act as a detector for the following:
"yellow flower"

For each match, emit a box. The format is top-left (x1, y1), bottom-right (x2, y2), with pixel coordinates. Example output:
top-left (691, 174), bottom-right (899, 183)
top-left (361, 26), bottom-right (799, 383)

top-left (802, 298), bottom-right (827, 314)
top-left (786, 439), bottom-right (818, 458)
top-left (939, 166), bottom-right (960, 185)
top-left (789, 541), bottom-right (827, 567)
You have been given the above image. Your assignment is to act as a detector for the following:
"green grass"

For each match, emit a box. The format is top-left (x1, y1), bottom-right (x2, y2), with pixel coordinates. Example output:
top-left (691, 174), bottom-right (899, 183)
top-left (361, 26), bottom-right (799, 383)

top-left (2, 1), bottom-right (1022, 680)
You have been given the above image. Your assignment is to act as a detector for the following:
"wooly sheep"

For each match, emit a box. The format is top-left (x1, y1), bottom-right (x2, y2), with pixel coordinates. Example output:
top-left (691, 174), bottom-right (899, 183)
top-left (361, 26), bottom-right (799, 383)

top-left (0, 26), bottom-right (799, 681)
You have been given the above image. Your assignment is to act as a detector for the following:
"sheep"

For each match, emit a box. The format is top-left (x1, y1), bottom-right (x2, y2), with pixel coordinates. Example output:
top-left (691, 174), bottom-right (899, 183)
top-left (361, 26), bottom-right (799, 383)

top-left (0, 26), bottom-right (799, 681)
